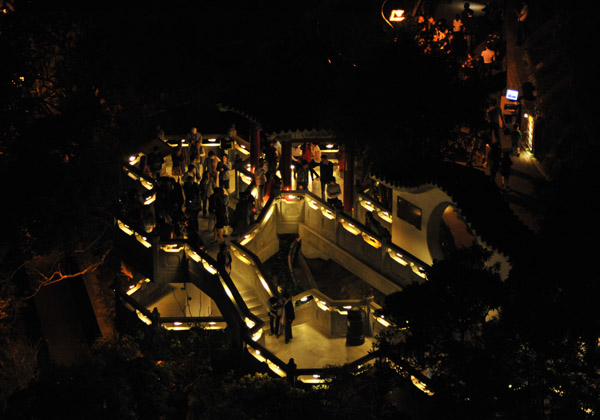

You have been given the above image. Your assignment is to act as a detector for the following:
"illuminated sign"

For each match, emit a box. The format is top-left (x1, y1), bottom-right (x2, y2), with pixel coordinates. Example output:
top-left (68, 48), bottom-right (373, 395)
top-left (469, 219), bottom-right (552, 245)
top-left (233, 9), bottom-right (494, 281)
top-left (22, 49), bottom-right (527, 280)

top-left (506, 89), bottom-right (519, 101)
top-left (389, 9), bottom-right (405, 22)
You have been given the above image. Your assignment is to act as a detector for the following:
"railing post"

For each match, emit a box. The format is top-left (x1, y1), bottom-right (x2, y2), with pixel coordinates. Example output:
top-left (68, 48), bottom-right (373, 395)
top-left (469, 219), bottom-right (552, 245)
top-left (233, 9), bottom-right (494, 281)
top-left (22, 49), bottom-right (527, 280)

top-left (286, 357), bottom-right (297, 387)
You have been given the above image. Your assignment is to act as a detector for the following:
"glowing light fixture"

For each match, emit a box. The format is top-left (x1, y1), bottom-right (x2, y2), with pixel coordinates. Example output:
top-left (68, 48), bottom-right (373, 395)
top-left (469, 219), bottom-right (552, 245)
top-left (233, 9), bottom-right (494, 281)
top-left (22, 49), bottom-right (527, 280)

top-left (136, 310), bottom-right (152, 325)
top-left (378, 210), bottom-right (392, 224)
top-left (410, 375), bottom-right (434, 396)
top-left (388, 249), bottom-right (409, 266)
top-left (160, 244), bottom-right (184, 253)
top-left (186, 249), bottom-right (202, 263)
top-left (341, 220), bottom-right (361, 235)
top-left (240, 231), bottom-right (256, 246)
top-left (321, 207), bottom-right (335, 220)
top-left (360, 199), bottom-right (375, 212)
top-left (389, 9), bottom-right (405, 21)
top-left (202, 260), bottom-right (218, 274)
top-left (117, 220), bottom-right (134, 236)
top-left (143, 192), bottom-right (156, 205)
top-left (362, 233), bottom-right (382, 248)
top-left (307, 198), bottom-right (319, 210)
top-left (135, 233), bottom-right (152, 248)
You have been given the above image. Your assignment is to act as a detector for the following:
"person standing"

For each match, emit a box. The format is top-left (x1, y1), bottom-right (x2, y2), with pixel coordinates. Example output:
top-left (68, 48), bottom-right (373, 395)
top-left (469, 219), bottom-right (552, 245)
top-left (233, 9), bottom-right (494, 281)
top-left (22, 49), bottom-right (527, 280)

top-left (461, 2), bottom-right (475, 52)
top-left (213, 187), bottom-right (227, 243)
top-left (295, 160), bottom-right (309, 190)
top-left (499, 151), bottom-right (513, 190)
top-left (268, 296), bottom-right (283, 337)
top-left (216, 243), bottom-right (232, 275)
top-left (254, 158), bottom-right (267, 210)
top-left (319, 155), bottom-right (334, 200)
top-left (487, 141), bottom-right (502, 183)
top-left (218, 154), bottom-right (231, 192)
top-left (308, 143), bottom-right (320, 181)
top-left (326, 177), bottom-right (342, 208)
top-left (480, 44), bottom-right (496, 78)
top-left (282, 293), bottom-right (295, 344)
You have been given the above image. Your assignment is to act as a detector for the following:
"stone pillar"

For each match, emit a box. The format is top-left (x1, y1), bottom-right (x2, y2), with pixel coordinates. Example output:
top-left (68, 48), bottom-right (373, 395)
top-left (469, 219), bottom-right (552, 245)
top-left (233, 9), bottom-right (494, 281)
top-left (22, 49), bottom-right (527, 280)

top-left (343, 144), bottom-right (354, 212)
top-left (281, 139), bottom-right (292, 190)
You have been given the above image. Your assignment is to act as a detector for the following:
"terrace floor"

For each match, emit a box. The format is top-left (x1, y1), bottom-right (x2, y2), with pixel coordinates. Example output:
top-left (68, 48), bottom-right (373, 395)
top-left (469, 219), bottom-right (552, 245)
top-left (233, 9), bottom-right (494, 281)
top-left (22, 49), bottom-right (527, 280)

top-left (264, 322), bottom-right (376, 369)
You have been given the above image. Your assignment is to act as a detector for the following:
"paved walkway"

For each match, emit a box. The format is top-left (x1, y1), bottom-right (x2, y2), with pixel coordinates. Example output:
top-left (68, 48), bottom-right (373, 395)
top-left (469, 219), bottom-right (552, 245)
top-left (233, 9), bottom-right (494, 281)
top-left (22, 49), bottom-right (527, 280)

top-left (435, 0), bottom-right (548, 233)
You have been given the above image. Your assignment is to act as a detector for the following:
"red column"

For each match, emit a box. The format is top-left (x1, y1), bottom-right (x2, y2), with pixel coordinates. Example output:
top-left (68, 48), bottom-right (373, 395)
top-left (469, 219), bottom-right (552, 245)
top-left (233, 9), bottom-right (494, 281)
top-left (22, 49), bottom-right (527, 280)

top-left (281, 139), bottom-right (292, 190)
top-left (343, 145), bottom-right (354, 213)
top-left (250, 124), bottom-right (261, 172)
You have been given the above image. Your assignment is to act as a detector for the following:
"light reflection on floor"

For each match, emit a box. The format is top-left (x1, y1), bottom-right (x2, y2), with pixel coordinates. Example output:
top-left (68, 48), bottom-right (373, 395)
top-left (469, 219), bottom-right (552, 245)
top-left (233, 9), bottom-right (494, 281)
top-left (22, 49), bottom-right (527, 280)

top-left (264, 322), bottom-right (376, 369)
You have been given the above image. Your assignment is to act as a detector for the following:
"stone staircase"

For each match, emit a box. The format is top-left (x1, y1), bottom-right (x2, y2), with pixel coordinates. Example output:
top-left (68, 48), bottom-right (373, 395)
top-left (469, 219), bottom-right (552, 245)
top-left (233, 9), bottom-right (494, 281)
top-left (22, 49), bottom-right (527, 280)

top-left (235, 283), bottom-right (269, 323)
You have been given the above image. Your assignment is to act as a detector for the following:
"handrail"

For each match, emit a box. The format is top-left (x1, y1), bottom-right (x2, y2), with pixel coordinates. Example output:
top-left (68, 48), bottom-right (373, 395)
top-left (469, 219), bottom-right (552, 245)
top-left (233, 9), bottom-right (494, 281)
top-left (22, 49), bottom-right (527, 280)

top-left (293, 288), bottom-right (373, 314)
top-left (230, 242), bottom-right (278, 299)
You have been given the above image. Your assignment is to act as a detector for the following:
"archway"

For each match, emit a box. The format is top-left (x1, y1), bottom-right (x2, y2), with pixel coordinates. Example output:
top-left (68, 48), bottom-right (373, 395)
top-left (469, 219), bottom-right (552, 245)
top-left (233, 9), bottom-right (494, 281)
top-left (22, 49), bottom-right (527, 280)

top-left (427, 203), bottom-right (476, 262)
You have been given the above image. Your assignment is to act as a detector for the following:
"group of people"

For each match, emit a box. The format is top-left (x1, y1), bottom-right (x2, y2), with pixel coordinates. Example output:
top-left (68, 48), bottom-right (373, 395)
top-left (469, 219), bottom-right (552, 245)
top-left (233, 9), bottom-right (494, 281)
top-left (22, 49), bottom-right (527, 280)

top-left (412, 2), bottom-right (505, 82)
top-left (267, 293), bottom-right (296, 344)
top-left (292, 142), bottom-right (343, 208)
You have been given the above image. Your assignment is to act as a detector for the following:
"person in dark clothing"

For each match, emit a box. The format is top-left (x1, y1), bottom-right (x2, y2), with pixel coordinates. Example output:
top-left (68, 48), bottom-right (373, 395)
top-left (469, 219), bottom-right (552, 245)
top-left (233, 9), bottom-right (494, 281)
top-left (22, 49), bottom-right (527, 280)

top-left (183, 176), bottom-right (199, 207)
top-left (282, 292), bottom-right (295, 344)
top-left (147, 146), bottom-right (164, 178)
top-left (487, 141), bottom-right (502, 183)
top-left (216, 243), bottom-right (232, 275)
top-left (231, 192), bottom-right (252, 237)
top-left (217, 155), bottom-right (231, 192)
top-left (267, 296), bottom-right (283, 337)
top-left (295, 160), bottom-right (309, 190)
top-left (499, 151), bottom-right (513, 189)
top-left (198, 171), bottom-right (210, 217)
top-left (319, 155), bottom-right (334, 200)
top-left (212, 187), bottom-right (227, 243)
top-left (264, 140), bottom-right (279, 175)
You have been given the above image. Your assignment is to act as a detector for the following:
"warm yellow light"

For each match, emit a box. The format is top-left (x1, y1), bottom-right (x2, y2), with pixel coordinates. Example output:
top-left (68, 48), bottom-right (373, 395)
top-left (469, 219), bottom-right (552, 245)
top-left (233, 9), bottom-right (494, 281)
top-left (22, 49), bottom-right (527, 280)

top-left (362, 233), bottom-right (381, 248)
top-left (233, 249), bottom-right (252, 265)
top-left (316, 299), bottom-right (329, 312)
top-left (360, 199), bottom-right (375, 212)
top-left (267, 361), bottom-right (287, 377)
top-left (307, 198), bottom-right (319, 210)
top-left (410, 262), bottom-right (427, 279)
top-left (258, 274), bottom-right (274, 297)
top-left (250, 347), bottom-right (267, 363)
top-left (244, 317), bottom-right (256, 329)
top-left (378, 210), bottom-right (392, 224)
top-left (389, 9), bottom-right (406, 22)
top-left (117, 220), bottom-right (134, 236)
top-left (186, 249), bottom-right (201, 263)
top-left (126, 280), bottom-right (144, 295)
top-left (376, 316), bottom-right (391, 327)
top-left (141, 179), bottom-right (154, 190)
top-left (321, 207), bottom-right (335, 220)
top-left (341, 220), bottom-right (361, 235)
top-left (136, 310), bottom-right (152, 325)
top-left (202, 260), bottom-right (218, 274)
top-left (388, 249), bottom-right (408, 266)
top-left (241, 174), bottom-right (253, 185)
top-left (410, 375), bottom-right (434, 395)
top-left (127, 171), bottom-right (140, 181)
top-left (144, 193), bottom-right (156, 205)
top-left (160, 244), bottom-right (183, 253)
top-left (252, 328), bottom-right (263, 341)
top-left (135, 233), bottom-right (152, 248)
top-left (240, 231), bottom-right (256, 246)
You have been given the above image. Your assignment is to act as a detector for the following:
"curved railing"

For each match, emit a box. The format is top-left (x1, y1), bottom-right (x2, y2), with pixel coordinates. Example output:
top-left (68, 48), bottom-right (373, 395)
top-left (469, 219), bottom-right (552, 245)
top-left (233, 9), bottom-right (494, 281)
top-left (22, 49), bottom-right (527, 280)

top-left (116, 135), bottom-right (434, 392)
